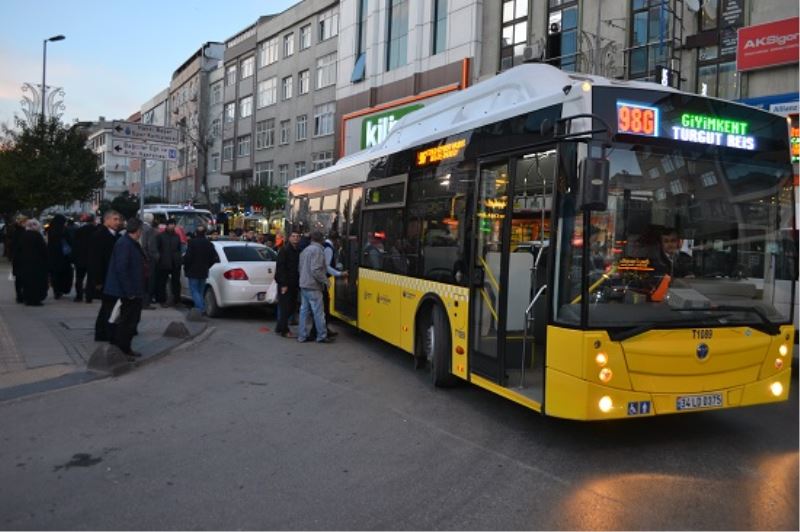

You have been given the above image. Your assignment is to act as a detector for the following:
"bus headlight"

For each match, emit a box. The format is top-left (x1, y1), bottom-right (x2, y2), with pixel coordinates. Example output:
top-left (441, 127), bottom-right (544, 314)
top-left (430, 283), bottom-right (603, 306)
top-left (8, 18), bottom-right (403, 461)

top-left (775, 358), bottom-right (784, 370)
top-left (599, 368), bottom-right (613, 383)
top-left (598, 396), bottom-right (613, 413)
top-left (778, 344), bottom-right (788, 357)
top-left (595, 352), bottom-right (608, 366)
top-left (770, 382), bottom-right (783, 397)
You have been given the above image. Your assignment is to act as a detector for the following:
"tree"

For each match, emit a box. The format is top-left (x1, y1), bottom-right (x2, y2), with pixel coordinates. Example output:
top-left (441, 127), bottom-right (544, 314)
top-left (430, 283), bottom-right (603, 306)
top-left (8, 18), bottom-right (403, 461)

top-left (241, 184), bottom-right (286, 213)
top-left (217, 188), bottom-right (242, 207)
top-left (0, 117), bottom-right (104, 215)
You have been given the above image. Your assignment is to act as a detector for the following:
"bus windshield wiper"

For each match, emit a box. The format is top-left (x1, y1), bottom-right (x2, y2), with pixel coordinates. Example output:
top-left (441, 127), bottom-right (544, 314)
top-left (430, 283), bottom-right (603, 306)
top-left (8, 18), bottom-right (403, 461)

top-left (670, 305), bottom-right (780, 335)
top-left (607, 319), bottom-right (702, 342)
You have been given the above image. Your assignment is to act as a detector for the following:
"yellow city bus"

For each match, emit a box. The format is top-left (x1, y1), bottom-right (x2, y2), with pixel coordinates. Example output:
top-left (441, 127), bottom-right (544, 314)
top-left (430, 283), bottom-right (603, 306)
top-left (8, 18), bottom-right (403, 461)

top-left (287, 64), bottom-right (796, 420)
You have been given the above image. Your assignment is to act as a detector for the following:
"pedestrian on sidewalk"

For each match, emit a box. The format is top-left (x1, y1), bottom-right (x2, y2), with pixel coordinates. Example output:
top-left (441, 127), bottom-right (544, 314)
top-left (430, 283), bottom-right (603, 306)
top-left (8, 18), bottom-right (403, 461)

top-left (9, 215), bottom-right (27, 303)
top-left (90, 210), bottom-right (122, 341)
top-left (46, 214), bottom-right (74, 300)
top-left (297, 230), bottom-right (332, 343)
top-left (140, 213), bottom-right (160, 309)
top-left (155, 219), bottom-right (182, 307)
top-left (182, 224), bottom-right (219, 315)
top-left (17, 219), bottom-right (48, 306)
top-left (275, 230), bottom-right (301, 338)
top-left (103, 218), bottom-right (146, 358)
top-left (72, 214), bottom-right (95, 302)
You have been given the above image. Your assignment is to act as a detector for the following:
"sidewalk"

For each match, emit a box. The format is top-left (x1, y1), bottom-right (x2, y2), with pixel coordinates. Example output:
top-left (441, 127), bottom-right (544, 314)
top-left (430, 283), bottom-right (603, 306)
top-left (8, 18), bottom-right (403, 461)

top-left (0, 259), bottom-right (206, 401)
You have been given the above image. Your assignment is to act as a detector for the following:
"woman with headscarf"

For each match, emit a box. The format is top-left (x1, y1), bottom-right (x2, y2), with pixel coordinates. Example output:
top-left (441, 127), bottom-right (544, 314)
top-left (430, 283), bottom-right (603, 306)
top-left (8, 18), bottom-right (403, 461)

top-left (46, 213), bottom-right (74, 299)
top-left (18, 219), bottom-right (49, 306)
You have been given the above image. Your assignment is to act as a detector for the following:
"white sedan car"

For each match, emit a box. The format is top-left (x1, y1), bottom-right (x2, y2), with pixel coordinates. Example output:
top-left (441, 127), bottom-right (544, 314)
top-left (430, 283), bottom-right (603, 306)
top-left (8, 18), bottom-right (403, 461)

top-left (182, 240), bottom-right (278, 317)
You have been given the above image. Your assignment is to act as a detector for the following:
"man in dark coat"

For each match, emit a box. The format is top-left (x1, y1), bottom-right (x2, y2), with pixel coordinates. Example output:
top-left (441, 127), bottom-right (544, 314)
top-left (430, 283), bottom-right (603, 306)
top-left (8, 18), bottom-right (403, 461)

top-left (46, 214), bottom-right (74, 299)
top-left (90, 210), bottom-right (122, 341)
top-left (72, 214), bottom-right (96, 302)
top-left (274, 230), bottom-right (301, 338)
top-left (9, 216), bottom-right (27, 303)
top-left (182, 225), bottom-right (219, 314)
top-left (104, 218), bottom-right (146, 358)
top-left (155, 219), bottom-right (182, 307)
top-left (18, 219), bottom-right (48, 306)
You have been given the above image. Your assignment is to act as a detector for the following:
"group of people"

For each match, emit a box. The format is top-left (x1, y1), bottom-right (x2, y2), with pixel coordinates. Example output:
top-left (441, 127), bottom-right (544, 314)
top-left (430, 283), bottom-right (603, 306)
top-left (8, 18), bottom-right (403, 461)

top-left (274, 230), bottom-right (347, 343)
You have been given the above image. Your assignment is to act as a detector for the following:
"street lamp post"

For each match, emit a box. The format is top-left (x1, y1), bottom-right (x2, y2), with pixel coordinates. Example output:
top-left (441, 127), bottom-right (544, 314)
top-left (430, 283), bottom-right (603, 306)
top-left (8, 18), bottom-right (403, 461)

top-left (41, 34), bottom-right (65, 125)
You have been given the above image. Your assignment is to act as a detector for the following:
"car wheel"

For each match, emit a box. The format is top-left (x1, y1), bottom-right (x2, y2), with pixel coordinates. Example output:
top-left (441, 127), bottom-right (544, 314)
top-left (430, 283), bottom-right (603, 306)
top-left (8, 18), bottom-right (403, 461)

top-left (204, 287), bottom-right (221, 318)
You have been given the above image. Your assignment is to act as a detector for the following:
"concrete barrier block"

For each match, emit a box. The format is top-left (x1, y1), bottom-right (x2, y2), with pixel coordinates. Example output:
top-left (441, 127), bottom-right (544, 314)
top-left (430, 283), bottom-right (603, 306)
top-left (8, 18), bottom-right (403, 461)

top-left (163, 321), bottom-right (190, 338)
top-left (87, 344), bottom-right (131, 376)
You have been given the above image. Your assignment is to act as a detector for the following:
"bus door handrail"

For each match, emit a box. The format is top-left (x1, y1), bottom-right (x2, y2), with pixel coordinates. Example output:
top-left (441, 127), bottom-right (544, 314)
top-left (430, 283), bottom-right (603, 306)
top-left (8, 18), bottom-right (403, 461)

top-left (520, 284), bottom-right (547, 389)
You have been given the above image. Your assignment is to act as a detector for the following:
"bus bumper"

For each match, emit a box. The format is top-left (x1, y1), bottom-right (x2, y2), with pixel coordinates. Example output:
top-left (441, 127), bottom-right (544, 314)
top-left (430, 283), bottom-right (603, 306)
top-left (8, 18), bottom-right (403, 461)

top-left (544, 366), bottom-right (792, 421)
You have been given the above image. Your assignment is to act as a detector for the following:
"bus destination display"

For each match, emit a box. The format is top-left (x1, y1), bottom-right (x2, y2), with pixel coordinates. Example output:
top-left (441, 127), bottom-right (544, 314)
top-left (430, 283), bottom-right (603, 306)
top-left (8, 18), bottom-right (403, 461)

top-left (616, 99), bottom-right (756, 150)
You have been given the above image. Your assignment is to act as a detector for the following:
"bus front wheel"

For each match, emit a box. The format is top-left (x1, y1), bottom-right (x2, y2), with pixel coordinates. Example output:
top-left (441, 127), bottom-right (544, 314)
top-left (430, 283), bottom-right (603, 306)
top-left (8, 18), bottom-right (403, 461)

top-left (419, 304), bottom-right (458, 388)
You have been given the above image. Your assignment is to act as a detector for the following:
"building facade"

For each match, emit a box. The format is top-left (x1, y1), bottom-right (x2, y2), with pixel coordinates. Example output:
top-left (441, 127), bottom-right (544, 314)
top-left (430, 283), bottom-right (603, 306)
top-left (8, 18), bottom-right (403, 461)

top-left (205, 64), bottom-right (226, 204)
top-left (86, 118), bottom-right (128, 201)
top-left (139, 88), bottom-right (171, 200)
top-left (167, 42), bottom-right (224, 205)
top-left (221, 0), bottom-right (340, 195)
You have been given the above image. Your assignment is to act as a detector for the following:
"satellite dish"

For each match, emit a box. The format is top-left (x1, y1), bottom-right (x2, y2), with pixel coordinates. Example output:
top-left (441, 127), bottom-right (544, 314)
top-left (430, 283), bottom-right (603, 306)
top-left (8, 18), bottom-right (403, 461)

top-left (686, 0), bottom-right (700, 12)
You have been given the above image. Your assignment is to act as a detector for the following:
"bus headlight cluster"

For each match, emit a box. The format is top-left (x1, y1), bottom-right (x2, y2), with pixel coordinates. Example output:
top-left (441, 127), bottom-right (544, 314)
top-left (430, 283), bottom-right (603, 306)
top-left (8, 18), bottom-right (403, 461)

top-left (770, 382), bottom-right (783, 397)
top-left (775, 358), bottom-right (784, 370)
top-left (598, 396), bottom-right (613, 413)
top-left (595, 352), bottom-right (608, 366)
top-left (778, 344), bottom-right (788, 357)
top-left (599, 367), bottom-right (613, 383)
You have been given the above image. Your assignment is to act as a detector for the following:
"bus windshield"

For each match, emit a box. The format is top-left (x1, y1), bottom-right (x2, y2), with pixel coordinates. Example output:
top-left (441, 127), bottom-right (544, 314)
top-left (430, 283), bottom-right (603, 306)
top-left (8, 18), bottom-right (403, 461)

top-left (555, 144), bottom-right (796, 333)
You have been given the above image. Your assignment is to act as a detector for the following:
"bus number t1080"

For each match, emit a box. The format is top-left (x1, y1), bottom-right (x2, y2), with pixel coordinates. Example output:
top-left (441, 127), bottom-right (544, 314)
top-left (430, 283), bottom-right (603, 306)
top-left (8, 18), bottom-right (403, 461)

top-left (617, 102), bottom-right (658, 137)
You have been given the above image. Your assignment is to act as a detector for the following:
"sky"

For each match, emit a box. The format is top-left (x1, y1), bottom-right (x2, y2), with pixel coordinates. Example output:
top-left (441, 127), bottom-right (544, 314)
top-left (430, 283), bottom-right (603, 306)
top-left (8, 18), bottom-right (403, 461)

top-left (0, 0), bottom-right (297, 128)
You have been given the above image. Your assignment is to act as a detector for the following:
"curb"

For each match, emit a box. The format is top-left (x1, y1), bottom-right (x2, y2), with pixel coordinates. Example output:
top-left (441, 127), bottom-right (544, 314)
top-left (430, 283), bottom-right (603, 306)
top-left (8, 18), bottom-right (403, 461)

top-left (0, 320), bottom-right (210, 404)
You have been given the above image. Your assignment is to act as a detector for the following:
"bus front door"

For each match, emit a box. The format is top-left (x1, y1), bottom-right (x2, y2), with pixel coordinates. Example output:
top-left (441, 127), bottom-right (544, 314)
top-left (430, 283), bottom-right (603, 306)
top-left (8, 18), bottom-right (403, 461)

top-left (470, 152), bottom-right (553, 404)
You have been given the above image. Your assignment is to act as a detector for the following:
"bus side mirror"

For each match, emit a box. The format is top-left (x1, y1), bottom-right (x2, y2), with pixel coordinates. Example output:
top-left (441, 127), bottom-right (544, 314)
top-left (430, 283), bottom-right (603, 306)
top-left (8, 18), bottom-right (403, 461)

top-left (579, 156), bottom-right (610, 211)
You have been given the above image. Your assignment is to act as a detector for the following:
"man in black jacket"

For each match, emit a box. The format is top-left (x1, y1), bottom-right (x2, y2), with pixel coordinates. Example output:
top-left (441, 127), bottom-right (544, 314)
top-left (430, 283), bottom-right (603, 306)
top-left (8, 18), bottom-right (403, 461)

top-left (104, 218), bottom-right (146, 358)
top-left (155, 219), bottom-right (183, 307)
top-left (183, 225), bottom-right (219, 315)
top-left (72, 214), bottom-right (96, 302)
top-left (274, 231), bottom-right (301, 338)
top-left (90, 210), bottom-right (122, 341)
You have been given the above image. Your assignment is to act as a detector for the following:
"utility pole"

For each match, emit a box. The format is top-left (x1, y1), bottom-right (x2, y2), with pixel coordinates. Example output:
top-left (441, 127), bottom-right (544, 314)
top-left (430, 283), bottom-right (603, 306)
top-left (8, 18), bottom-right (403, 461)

top-left (593, 0), bottom-right (602, 74)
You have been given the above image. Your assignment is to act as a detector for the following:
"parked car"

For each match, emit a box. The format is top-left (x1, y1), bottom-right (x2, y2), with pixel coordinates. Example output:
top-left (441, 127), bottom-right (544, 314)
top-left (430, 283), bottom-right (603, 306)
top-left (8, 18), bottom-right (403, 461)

top-left (181, 240), bottom-right (277, 317)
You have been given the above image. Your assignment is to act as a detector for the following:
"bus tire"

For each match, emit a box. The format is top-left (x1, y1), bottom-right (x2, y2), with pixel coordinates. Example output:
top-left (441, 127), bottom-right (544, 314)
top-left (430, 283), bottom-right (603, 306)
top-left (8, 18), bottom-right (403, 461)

top-left (421, 304), bottom-right (458, 388)
top-left (204, 287), bottom-right (221, 318)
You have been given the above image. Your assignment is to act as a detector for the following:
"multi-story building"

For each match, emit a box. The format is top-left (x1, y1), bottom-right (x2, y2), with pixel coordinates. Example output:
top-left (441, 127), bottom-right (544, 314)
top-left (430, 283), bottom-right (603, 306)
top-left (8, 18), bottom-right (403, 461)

top-left (222, 0), bottom-right (340, 193)
top-left (205, 63), bottom-right (226, 203)
top-left (167, 42), bottom-right (224, 205)
top-left (139, 88), bottom-right (171, 200)
top-left (85, 117), bottom-right (129, 201)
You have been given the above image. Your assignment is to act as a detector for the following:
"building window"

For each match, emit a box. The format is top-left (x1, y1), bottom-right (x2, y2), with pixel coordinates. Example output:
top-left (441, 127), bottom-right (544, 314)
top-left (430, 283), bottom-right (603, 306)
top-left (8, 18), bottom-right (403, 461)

top-left (700, 0), bottom-right (718, 31)
top-left (433, 0), bottom-right (447, 55)
top-left (239, 95), bottom-right (253, 118)
top-left (280, 119), bottom-right (291, 145)
top-left (697, 60), bottom-right (738, 100)
top-left (629, 0), bottom-right (671, 78)
top-left (314, 102), bottom-right (335, 136)
top-left (255, 120), bottom-right (268, 150)
top-left (279, 164), bottom-right (289, 185)
top-left (210, 118), bottom-right (221, 138)
top-left (300, 24), bottom-right (312, 49)
top-left (224, 102), bottom-right (236, 123)
top-left (296, 114), bottom-right (308, 141)
top-left (211, 152), bottom-right (220, 172)
top-left (237, 135), bottom-right (251, 157)
top-left (547, 1), bottom-right (578, 71)
top-left (282, 75), bottom-right (293, 100)
top-left (260, 37), bottom-right (279, 67)
top-left (312, 151), bottom-right (334, 171)
top-left (255, 161), bottom-right (274, 185)
top-left (241, 56), bottom-right (255, 79)
top-left (223, 140), bottom-right (234, 161)
top-left (257, 77), bottom-right (277, 108)
top-left (295, 161), bottom-right (307, 179)
top-left (316, 52), bottom-right (337, 89)
top-left (298, 69), bottom-right (310, 94)
top-left (284, 33), bottom-right (295, 57)
top-left (352, 0), bottom-right (369, 82)
top-left (265, 119), bottom-right (275, 148)
top-left (387, 0), bottom-right (409, 70)
top-left (319, 6), bottom-right (339, 42)
top-left (225, 64), bottom-right (237, 86)
top-left (211, 81), bottom-right (223, 104)
top-left (500, 0), bottom-right (528, 71)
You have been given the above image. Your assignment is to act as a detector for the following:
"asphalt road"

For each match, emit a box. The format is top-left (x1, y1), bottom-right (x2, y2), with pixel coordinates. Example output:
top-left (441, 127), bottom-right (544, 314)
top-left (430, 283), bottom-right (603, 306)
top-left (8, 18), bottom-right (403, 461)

top-left (1, 307), bottom-right (797, 530)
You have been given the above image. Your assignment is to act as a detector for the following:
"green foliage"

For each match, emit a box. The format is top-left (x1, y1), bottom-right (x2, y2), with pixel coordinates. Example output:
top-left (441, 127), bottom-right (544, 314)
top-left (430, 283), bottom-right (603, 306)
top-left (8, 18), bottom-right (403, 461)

top-left (0, 117), bottom-right (104, 214)
top-left (217, 188), bottom-right (241, 206)
top-left (241, 184), bottom-right (286, 212)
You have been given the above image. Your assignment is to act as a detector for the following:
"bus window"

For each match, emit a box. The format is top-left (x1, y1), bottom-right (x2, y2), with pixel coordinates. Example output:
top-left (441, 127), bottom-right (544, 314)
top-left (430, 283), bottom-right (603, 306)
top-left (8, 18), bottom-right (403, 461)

top-left (361, 209), bottom-right (405, 272)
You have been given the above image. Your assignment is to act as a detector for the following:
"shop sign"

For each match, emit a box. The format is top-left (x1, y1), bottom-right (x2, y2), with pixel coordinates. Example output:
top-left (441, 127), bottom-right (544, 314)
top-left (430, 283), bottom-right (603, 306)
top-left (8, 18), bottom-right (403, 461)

top-left (737, 17), bottom-right (799, 71)
top-left (360, 104), bottom-right (423, 149)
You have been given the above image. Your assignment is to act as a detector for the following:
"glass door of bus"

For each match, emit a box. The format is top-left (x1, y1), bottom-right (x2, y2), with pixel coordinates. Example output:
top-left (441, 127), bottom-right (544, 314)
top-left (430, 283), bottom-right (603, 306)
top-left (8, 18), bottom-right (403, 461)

top-left (470, 150), bottom-right (555, 403)
top-left (333, 187), bottom-right (362, 321)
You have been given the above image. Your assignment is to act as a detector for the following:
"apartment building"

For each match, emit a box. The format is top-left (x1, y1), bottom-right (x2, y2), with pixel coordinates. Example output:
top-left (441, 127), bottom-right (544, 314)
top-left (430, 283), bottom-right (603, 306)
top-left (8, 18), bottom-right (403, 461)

top-left (221, 0), bottom-right (340, 192)
top-left (205, 64), bottom-right (226, 203)
top-left (166, 42), bottom-right (224, 204)
top-left (85, 119), bottom-right (129, 201)
top-left (139, 88), bottom-right (170, 200)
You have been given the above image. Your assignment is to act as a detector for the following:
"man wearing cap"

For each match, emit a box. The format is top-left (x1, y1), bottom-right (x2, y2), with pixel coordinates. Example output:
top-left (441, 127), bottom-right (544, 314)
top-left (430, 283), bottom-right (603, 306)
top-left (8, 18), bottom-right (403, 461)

top-left (104, 218), bottom-right (146, 358)
top-left (297, 230), bottom-right (333, 343)
top-left (155, 219), bottom-right (183, 307)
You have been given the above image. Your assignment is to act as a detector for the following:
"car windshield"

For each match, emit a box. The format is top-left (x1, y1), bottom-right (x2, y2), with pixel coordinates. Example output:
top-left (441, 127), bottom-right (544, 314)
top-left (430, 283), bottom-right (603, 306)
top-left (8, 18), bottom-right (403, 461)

top-left (167, 211), bottom-right (212, 234)
top-left (223, 245), bottom-right (276, 262)
top-left (554, 144), bottom-right (796, 332)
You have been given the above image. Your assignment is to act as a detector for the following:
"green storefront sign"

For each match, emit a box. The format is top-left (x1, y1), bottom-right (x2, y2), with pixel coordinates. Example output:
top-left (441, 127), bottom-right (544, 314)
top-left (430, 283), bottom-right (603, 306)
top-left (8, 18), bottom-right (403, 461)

top-left (360, 104), bottom-right (423, 149)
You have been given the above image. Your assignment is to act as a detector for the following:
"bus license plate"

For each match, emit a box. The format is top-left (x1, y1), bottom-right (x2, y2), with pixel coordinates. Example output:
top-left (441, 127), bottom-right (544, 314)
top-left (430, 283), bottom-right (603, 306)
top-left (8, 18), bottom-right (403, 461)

top-left (676, 393), bottom-right (723, 411)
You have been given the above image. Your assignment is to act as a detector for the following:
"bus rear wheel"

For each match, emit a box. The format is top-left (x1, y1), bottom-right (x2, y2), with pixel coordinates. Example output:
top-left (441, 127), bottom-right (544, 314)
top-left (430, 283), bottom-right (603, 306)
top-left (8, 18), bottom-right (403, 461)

top-left (419, 304), bottom-right (458, 388)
